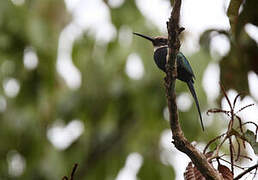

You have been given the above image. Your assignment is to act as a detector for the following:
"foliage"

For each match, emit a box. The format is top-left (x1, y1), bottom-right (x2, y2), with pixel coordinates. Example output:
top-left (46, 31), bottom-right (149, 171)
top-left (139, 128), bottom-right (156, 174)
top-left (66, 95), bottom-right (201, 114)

top-left (204, 85), bottom-right (257, 178)
top-left (200, 0), bottom-right (258, 94)
top-left (243, 130), bottom-right (258, 154)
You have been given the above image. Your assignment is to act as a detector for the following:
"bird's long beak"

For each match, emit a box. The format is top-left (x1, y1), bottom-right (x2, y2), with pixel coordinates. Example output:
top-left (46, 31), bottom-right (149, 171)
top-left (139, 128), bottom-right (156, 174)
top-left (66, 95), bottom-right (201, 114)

top-left (133, 32), bottom-right (154, 43)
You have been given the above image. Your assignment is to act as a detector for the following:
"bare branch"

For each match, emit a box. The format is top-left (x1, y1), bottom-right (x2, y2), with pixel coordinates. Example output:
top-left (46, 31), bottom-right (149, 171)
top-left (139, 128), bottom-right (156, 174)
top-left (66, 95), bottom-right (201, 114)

top-left (229, 137), bottom-right (234, 175)
top-left (62, 163), bottom-right (78, 180)
top-left (165, 1), bottom-right (223, 179)
top-left (233, 93), bottom-right (242, 109)
top-left (204, 133), bottom-right (226, 154)
top-left (235, 103), bottom-right (255, 114)
top-left (234, 163), bottom-right (258, 180)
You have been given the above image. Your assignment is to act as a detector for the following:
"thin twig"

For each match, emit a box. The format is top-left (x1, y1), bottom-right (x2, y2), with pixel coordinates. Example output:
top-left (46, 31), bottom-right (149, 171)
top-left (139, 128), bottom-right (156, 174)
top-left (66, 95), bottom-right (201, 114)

top-left (235, 103), bottom-right (255, 114)
top-left (203, 133), bottom-right (226, 154)
top-left (215, 158), bottom-right (244, 170)
top-left (241, 122), bottom-right (258, 140)
top-left (234, 163), bottom-right (258, 180)
top-left (235, 115), bottom-right (244, 135)
top-left (220, 83), bottom-right (233, 111)
top-left (62, 163), bottom-right (78, 180)
top-left (252, 167), bottom-right (257, 180)
top-left (242, 121), bottom-right (258, 129)
top-left (214, 134), bottom-right (229, 158)
top-left (233, 93), bottom-right (242, 109)
top-left (70, 164), bottom-right (78, 180)
top-left (229, 137), bottom-right (234, 175)
top-left (219, 153), bottom-right (253, 161)
top-left (207, 108), bottom-right (230, 115)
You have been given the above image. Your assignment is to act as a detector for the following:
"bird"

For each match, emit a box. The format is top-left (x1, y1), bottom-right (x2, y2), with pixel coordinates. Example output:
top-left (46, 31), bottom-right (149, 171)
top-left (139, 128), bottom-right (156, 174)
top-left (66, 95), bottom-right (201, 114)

top-left (133, 32), bottom-right (204, 131)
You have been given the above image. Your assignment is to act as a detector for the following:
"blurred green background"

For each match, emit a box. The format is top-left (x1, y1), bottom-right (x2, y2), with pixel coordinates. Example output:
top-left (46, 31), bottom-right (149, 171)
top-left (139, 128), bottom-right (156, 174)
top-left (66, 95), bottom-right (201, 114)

top-left (0, 0), bottom-right (257, 179)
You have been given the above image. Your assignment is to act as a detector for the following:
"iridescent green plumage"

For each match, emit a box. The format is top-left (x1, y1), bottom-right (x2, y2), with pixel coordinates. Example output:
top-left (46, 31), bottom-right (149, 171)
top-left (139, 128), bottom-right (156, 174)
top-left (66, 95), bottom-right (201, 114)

top-left (133, 32), bottom-right (204, 131)
top-left (177, 52), bottom-right (195, 79)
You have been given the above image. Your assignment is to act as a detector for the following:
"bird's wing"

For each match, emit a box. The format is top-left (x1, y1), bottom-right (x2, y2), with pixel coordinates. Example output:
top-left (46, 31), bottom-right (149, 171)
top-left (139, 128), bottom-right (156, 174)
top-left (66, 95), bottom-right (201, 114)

top-left (177, 52), bottom-right (195, 78)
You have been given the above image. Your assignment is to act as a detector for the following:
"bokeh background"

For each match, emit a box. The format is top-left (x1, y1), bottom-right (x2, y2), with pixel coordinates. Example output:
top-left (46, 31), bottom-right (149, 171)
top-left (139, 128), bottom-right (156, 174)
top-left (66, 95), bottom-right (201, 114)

top-left (0, 0), bottom-right (257, 179)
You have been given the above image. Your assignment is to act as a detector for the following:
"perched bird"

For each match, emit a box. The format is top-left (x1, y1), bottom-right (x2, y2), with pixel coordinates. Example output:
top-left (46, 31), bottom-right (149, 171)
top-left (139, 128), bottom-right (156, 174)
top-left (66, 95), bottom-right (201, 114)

top-left (133, 32), bottom-right (204, 131)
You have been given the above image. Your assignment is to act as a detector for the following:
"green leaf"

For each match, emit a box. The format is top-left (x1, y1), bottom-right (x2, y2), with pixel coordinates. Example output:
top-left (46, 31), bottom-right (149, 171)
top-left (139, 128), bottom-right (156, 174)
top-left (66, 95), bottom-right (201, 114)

top-left (244, 130), bottom-right (256, 144)
top-left (243, 130), bottom-right (258, 154)
top-left (253, 143), bottom-right (258, 154)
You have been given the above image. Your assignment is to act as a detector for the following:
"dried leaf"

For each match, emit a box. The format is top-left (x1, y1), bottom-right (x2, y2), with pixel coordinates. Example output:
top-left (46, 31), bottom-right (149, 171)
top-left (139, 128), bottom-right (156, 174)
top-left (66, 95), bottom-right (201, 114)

top-left (184, 162), bottom-right (206, 180)
top-left (218, 164), bottom-right (233, 180)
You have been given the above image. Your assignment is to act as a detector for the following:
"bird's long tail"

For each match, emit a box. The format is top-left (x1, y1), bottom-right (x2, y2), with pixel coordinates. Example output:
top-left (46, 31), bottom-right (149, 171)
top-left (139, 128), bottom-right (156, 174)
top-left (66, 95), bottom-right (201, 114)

top-left (187, 81), bottom-right (204, 131)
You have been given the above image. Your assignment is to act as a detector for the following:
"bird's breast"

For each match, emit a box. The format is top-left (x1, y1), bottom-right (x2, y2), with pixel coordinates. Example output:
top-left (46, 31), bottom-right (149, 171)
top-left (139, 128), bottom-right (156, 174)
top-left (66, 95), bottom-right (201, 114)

top-left (153, 47), bottom-right (194, 83)
top-left (153, 46), bottom-right (168, 72)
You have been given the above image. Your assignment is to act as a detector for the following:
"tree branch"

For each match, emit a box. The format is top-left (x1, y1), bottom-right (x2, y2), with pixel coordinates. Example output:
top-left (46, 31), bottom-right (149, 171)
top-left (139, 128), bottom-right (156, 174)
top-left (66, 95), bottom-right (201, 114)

top-left (234, 163), bottom-right (258, 180)
top-left (165, 0), bottom-right (223, 179)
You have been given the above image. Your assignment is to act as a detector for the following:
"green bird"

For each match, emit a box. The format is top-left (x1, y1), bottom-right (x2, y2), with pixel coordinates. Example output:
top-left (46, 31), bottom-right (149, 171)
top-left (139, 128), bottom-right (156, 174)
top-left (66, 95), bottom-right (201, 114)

top-left (133, 32), bottom-right (204, 131)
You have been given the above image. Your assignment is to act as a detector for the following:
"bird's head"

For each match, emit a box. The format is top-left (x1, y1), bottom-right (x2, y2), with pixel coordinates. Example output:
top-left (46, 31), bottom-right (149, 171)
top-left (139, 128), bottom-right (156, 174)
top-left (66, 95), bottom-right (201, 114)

top-left (133, 32), bottom-right (167, 48)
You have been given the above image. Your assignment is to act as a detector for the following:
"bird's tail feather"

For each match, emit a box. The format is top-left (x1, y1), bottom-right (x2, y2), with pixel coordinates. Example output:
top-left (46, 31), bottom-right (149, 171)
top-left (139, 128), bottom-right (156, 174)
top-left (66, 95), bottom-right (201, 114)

top-left (187, 82), bottom-right (204, 131)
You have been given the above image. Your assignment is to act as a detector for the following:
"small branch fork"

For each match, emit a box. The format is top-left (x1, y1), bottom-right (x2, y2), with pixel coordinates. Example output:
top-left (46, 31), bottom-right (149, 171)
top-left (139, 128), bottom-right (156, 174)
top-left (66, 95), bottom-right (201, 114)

top-left (234, 164), bottom-right (258, 180)
top-left (62, 163), bottom-right (78, 180)
top-left (205, 83), bottom-right (257, 179)
top-left (165, 0), bottom-right (223, 179)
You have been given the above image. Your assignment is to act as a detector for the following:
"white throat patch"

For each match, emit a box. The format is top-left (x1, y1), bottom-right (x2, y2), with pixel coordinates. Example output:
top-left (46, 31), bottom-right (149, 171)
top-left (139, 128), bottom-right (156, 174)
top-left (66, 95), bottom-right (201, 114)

top-left (154, 45), bottom-right (168, 51)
